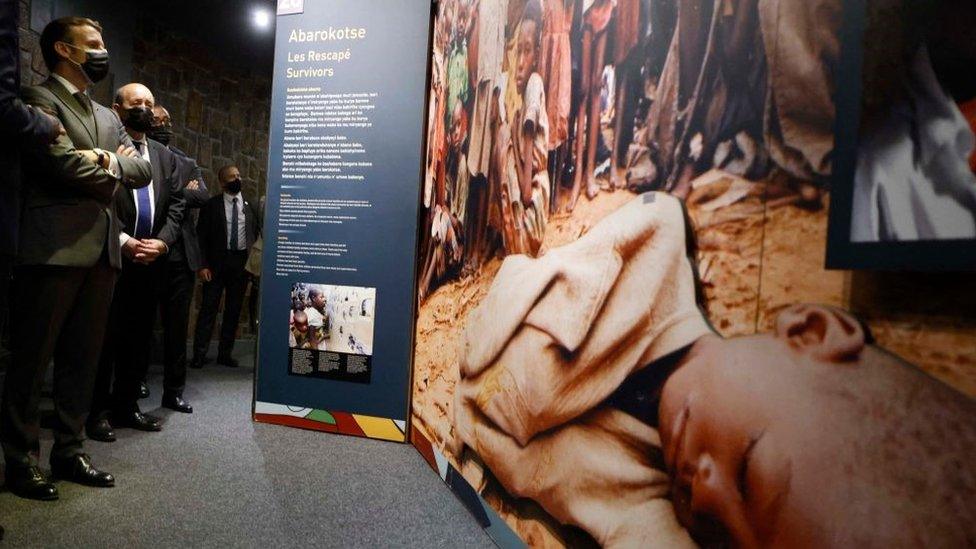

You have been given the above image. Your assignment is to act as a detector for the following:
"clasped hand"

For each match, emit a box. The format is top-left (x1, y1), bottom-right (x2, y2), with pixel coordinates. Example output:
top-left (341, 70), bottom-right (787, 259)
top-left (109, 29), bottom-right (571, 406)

top-left (123, 237), bottom-right (166, 265)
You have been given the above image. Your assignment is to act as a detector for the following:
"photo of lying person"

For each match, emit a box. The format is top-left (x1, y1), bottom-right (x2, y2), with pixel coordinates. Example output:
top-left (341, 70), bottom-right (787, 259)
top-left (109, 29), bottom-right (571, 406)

top-left (451, 193), bottom-right (976, 547)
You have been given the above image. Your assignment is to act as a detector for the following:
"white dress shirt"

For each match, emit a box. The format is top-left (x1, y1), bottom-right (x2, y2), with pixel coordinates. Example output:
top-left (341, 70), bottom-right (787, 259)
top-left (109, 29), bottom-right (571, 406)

top-left (224, 192), bottom-right (247, 250)
top-left (119, 138), bottom-right (156, 246)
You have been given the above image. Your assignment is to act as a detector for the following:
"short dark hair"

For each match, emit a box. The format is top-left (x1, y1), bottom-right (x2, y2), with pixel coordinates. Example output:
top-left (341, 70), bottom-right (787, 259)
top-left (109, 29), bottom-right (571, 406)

top-left (218, 165), bottom-right (238, 181)
top-left (40, 17), bottom-right (103, 71)
top-left (521, 0), bottom-right (543, 42)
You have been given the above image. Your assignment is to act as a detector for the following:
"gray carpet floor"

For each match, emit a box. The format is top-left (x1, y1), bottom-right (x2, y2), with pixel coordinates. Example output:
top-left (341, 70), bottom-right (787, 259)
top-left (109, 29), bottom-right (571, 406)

top-left (0, 341), bottom-right (494, 548)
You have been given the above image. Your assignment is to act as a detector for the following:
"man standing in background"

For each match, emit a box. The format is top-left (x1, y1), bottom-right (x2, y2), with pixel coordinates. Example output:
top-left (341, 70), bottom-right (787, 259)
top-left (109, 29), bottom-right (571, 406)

top-left (0, 0), bottom-right (62, 355)
top-left (147, 105), bottom-right (209, 414)
top-left (0, 0), bottom-right (62, 530)
top-left (87, 83), bottom-right (186, 442)
top-left (191, 165), bottom-right (260, 369)
top-left (1, 16), bottom-right (151, 501)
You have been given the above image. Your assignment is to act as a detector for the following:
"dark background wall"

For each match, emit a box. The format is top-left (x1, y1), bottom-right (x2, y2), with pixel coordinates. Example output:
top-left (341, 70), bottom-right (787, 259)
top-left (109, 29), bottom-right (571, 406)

top-left (21, 0), bottom-right (136, 114)
top-left (131, 18), bottom-right (271, 200)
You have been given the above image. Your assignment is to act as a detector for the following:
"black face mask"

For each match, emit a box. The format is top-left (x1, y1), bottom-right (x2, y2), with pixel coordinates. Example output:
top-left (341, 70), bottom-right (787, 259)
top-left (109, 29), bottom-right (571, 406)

top-left (226, 178), bottom-right (243, 194)
top-left (148, 124), bottom-right (174, 146)
top-left (65, 44), bottom-right (110, 84)
top-left (123, 106), bottom-right (155, 133)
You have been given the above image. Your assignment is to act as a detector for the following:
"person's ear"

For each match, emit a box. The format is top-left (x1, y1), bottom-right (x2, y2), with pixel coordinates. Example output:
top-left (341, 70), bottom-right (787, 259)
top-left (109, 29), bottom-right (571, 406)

top-left (53, 41), bottom-right (74, 62)
top-left (774, 304), bottom-right (866, 362)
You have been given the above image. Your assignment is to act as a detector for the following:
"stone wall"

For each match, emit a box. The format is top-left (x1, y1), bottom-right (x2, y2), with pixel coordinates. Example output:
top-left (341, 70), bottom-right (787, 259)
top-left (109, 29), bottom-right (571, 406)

top-left (129, 19), bottom-right (272, 339)
top-left (18, 0), bottom-right (47, 87)
top-left (131, 19), bottom-right (272, 203)
top-left (17, 0), bottom-right (133, 107)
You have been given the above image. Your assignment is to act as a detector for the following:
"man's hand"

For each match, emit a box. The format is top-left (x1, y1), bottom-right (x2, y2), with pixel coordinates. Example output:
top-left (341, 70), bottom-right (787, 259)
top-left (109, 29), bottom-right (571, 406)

top-left (117, 144), bottom-right (139, 159)
top-left (77, 149), bottom-right (113, 169)
top-left (186, 179), bottom-right (200, 191)
top-left (77, 150), bottom-right (99, 165)
top-left (122, 237), bottom-right (146, 263)
top-left (136, 239), bottom-right (167, 263)
top-left (198, 268), bottom-right (213, 282)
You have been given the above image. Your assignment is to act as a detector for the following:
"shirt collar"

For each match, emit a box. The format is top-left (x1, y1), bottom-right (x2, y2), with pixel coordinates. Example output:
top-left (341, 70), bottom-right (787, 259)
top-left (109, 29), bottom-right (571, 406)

top-left (52, 73), bottom-right (81, 95)
top-left (223, 192), bottom-right (242, 203)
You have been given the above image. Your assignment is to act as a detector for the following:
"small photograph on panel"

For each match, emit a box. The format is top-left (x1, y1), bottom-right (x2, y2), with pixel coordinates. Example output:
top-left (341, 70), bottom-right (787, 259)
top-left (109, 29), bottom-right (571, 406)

top-left (849, 4), bottom-right (976, 244)
top-left (288, 283), bottom-right (376, 356)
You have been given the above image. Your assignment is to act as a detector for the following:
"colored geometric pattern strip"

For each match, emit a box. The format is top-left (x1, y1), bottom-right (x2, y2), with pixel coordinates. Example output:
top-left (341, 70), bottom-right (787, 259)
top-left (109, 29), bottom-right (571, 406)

top-left (411, 430), bottom-right (527, 549)
top-left (253, 401), bottom-right (406, 442)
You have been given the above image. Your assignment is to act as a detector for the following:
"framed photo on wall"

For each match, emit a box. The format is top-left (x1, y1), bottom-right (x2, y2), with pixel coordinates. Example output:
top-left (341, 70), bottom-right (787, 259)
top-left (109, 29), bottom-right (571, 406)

top-left (827, 0), bottom-right (976, 270)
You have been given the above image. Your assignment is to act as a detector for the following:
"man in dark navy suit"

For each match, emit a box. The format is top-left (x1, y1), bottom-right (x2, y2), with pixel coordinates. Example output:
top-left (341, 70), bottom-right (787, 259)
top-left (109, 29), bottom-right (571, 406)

top-left (87, 83), bottom-right (186, 442)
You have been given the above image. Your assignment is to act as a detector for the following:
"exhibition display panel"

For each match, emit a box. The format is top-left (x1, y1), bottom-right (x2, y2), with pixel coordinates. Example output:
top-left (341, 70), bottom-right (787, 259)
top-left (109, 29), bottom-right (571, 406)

top-left (253, 0), bottom-right (432, 442)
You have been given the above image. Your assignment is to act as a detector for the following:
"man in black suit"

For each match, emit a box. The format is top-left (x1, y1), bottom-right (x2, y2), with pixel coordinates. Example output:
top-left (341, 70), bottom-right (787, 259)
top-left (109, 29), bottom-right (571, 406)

top-left (87, 83), bottom-right (186, 442)
top-left (191, 165), bottom-right (260, 369)
top-left (0, 1), bottom-right (61, 533)
top-left (145, 104), bottom-right (209, 413)
top-left (0, 0), bottom-right (61, 356)
top-left (1, 17), bottom-right (151, 501)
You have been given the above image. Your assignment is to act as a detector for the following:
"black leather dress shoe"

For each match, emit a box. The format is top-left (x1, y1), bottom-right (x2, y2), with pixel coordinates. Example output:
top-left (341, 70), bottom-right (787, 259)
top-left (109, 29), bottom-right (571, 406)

top-left (4, 464), bottom-right (58, 500)
top-left (138, 382), bottom-right (150, 399)
top-left (216, 356), bottom-right (239, 368)
top-left (188, 355), bottom-right (207, 369)
top-left (162, 394), bottom-right (193, 414)
top-left (50, 454), bottom-right (114, 488)
top-left (86, 418), bottom-right (116, 443)
top-left (111, 411), bottom-right (162, 432)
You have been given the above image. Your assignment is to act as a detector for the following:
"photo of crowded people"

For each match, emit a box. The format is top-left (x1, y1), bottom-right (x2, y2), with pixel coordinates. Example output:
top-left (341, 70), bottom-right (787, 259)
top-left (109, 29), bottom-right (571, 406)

top-left (413, 0), bottom-right (976, 546)
top-left (289, 283), bottom-right (376, 356)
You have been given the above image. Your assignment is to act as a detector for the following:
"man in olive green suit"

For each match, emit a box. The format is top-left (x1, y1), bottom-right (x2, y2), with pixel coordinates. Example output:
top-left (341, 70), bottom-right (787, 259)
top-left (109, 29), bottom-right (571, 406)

top-left (0, 17), bottom-right (151, 501)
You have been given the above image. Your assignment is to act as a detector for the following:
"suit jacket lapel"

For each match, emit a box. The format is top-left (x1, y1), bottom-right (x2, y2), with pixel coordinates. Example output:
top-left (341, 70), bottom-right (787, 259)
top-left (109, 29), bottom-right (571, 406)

top-left (242, 200), bottom-right (249, 244)
top-left (218, 196), bottom-right (228, 245)
top-left (245, 201), bottom-right (256, 246)
top-left (149, 142), bottom-right (164, 202)
top-left (121, 185), bottom-right (136, 229)
top-left (45, 78), bottom-right (97, 144)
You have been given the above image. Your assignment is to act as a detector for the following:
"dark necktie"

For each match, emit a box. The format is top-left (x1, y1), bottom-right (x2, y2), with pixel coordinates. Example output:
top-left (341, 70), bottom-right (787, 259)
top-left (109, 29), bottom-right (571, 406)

top-left (133, 141), bottom-right (153, 238)
top-left (73, 91), bottom-right (91, 115)
top-left (230, 197), bottom-right (240, 250)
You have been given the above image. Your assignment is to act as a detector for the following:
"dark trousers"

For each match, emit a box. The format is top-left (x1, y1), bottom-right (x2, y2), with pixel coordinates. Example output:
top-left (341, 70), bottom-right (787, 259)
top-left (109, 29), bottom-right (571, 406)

top-left (193, 251), bottom-right (248, 360)
top-left (0, 260), bottom-right (116, 466)
top-left (0, 254), bottom-right (12, 353)
top-left (159, 260), bottom-right (194, 396)
top-left (92, 260), bottom-right (161, 418)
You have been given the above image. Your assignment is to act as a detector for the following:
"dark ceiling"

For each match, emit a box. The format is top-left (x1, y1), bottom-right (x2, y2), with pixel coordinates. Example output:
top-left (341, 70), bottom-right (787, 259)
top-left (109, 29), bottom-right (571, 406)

top-left (153, 0), bottom-right (278, 75)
